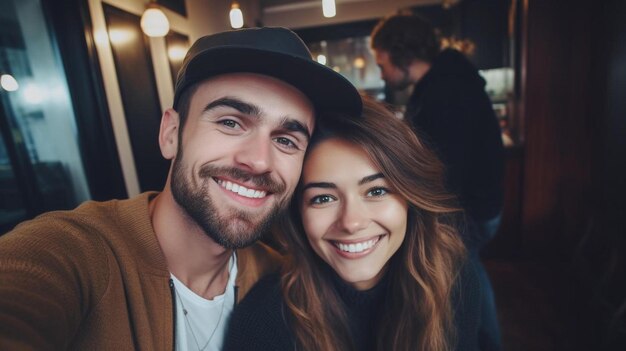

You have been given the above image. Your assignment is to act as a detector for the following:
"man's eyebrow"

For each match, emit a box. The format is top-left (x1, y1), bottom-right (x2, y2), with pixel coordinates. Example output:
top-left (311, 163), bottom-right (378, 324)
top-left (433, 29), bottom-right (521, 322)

top-left (301, 182), bottom-right (335, 191)
top-left (281, 118), bottom-right (311, 141)
top-left (203, 98), bottom-right (310, 139)
top-left (203, 97), bottom-right (261, 116)
top-left (359, 173), bottom-right (384, 185)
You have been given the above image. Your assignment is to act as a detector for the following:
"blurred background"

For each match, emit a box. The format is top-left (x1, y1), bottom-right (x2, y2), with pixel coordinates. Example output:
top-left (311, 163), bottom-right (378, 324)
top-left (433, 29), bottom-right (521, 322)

top-left (0, 0), bottom-right (624, 349)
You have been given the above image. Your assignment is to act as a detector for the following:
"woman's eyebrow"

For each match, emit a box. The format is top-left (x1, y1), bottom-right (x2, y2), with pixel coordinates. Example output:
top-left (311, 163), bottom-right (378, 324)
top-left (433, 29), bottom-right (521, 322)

top-left (301, 173), bottom-right (384, 191)
top-left (301, 182), bottom-right (336, 191)
top-left (359, 173), bottom-right (384, 185)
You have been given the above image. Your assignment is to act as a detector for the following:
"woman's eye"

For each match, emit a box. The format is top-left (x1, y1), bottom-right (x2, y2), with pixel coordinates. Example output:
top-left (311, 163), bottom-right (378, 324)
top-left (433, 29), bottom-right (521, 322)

top-left (367, 187), bottom-right (388, 197)
top-left (310, 195), bottom-right (335, 205)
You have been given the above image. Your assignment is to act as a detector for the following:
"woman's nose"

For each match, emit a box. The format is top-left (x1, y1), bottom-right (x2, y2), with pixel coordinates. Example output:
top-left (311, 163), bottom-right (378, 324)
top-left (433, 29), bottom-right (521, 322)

top-left (337, 199), bottom-right (370, 234)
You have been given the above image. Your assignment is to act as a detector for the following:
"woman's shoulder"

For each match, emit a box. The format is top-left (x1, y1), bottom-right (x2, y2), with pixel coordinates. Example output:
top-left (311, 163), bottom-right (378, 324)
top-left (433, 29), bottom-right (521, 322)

top-left (232, 272), bottom-right (283, 325)
top-left (225, 273), bottom-right (294, 350)
top-left (240, 272), bottom-right (282, 303)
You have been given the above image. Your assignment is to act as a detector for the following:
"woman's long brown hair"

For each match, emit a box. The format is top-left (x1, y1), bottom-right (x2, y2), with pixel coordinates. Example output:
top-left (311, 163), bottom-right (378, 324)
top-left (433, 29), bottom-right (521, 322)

top-left (276, 95), bottom-right (467, 351)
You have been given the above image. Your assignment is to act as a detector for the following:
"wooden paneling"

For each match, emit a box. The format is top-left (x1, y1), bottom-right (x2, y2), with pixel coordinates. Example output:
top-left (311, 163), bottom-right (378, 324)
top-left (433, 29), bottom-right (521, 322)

top-left (483, 146), bottom-right (524, 259)
top-left (519, 0), bottom-right (599, 258)
top-left (103, 4), bottom-right (170, 192)
top-left (581, 0), bottom-right (626, 347)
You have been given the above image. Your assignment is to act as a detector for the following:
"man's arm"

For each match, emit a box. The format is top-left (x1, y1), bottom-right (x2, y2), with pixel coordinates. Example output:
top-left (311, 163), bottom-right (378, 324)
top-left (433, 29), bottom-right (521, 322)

top-left (0, 216), bottom-right (109, 349)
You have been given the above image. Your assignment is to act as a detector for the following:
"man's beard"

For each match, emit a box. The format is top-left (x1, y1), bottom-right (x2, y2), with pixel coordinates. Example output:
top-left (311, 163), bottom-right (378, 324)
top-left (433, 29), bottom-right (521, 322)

top-left (170, 155), bottom-right (288, 249)
top-left (388, 66), bottom-right (413, 91)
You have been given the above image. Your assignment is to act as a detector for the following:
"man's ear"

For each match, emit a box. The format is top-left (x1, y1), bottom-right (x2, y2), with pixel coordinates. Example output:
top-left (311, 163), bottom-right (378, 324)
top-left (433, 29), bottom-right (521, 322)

top-left (159, 108), bottom-right (180, 160)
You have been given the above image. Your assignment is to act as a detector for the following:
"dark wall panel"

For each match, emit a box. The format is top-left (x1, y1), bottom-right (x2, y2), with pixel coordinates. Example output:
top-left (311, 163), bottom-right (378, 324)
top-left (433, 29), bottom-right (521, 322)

top-left (46, 0), bottom-right (127, 201)
top-left (157, 0), bottom-right (186, 17)
top-left (460, 0), bottom-right (509, 69)
top-left (103, 4), bottom-right (169, 192)
top-left (413, 0), bottom-right (510, 70)
top-left (165, 30), bottom-right (189, 89)
top-left (583, 0), bottom-right (626, 347)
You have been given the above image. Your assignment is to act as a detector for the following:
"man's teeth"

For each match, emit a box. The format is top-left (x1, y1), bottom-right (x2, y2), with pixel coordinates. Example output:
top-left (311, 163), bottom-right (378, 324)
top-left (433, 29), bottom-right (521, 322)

top-left (216, 179), bottom-right (267, 199)
top-left (335, 237), bottom-right (379, 253)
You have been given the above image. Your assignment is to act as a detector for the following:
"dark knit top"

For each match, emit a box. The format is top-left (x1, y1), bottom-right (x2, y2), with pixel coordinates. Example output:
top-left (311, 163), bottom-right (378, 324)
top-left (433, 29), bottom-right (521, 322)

top-left (224, 261), bottom-right (481, 351)
top-left (330, 269), bottom-right (390, 351)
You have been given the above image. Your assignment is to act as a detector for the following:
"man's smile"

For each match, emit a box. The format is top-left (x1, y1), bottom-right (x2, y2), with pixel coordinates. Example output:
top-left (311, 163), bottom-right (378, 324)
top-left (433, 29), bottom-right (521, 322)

top-left (214, 177), bottom-right (268, 199)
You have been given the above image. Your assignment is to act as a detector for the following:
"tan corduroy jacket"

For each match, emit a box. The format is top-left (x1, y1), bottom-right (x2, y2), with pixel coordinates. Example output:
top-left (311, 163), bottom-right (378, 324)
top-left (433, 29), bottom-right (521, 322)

top-left (0, 192), bottom-right (282, 350)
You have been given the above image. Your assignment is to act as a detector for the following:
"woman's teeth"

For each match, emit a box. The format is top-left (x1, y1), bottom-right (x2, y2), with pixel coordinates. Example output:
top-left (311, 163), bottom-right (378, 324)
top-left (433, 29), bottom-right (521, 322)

top-left (216, 179), bottom-right (267, 199)
top-left (334, 236), bottom-right (380, 253)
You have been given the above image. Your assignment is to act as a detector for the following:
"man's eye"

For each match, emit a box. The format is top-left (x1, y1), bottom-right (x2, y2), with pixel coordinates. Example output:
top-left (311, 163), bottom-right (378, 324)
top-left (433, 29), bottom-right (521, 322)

top-left (367, 188), bottom-right (388, 197)
top-left (220, 119), bottom-right (239, 128)
top-left (274, 136), bottom-right (296, 148)
top-left (310, 195), bottom-right (335, 205)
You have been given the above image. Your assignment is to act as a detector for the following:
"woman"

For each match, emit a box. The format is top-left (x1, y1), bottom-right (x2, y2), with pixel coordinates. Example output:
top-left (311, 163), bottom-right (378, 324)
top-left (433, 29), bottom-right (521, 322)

top-left (225, 96), bottom-right (480, 351)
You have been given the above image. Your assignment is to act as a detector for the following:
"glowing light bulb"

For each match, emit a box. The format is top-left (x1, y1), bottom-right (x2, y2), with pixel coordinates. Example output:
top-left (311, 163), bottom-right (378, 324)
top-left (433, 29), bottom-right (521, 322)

top-left (140, 4), bottom-right (169, 37)
top-left (108, 29), bottom-right (136, 45)
top-left (168, 46), bottom-right (187, 61)
top-left (1, 74), bottom-right (19, 91)
top-left (322, 0), bottom-right (336, 18)
top-left (230, 3), bottom-right (244, 29)
top-left (316, 54), bottom-right (327, 65)
top-left (354, 57), bottom-right (365, 69)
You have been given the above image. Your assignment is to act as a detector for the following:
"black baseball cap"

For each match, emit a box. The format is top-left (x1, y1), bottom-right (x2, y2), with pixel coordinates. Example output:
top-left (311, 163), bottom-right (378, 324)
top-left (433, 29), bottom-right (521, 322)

top-left (173, 27), bottom-right (362, 117)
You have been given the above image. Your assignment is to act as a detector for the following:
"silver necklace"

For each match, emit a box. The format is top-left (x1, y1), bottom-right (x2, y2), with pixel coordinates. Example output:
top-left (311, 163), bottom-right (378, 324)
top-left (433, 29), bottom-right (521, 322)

top-left (176, 289), bottom-right (226, 351)
top-left (174, 254), bottom-right (234, 351)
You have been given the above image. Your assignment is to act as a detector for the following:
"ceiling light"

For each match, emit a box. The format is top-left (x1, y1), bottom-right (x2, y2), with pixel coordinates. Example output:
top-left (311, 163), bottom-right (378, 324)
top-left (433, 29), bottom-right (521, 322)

top-left (230, 2), bottom-right (244, 29)
top-left (354, 57), bottom-right (365, 69)
top-left (1, 74), bottom-right (19, 92)
top-left (316, 54), bottom-right (327, 65)
top-left (322, 0), bottom-right (336, 18)
top-left (140, 2), bottom-right (170, 37)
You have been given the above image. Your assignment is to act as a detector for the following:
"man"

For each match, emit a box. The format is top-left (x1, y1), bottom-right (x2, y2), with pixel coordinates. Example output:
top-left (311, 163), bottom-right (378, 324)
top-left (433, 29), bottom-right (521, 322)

top-left (371, 14), bottom-right (505, 351)
top-left (0, 27), bottom-right (361, 350)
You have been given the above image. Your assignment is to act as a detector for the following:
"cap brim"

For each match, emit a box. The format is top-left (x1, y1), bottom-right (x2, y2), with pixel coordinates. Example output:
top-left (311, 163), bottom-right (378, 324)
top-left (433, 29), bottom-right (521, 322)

top-left (176, 47), bottom-right (362, 117)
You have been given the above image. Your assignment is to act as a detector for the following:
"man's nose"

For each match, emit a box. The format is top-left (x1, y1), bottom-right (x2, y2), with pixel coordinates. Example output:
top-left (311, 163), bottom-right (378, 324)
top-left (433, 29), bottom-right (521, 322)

top-left (233, 133), bottom-right (273, 174)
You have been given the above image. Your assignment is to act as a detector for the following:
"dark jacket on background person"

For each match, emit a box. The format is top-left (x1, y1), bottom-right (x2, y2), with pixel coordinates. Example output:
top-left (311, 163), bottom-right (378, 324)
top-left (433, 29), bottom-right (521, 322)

top-left (0, 192), bottom-right (282, 350)
top-left (406, 48), bottom-right (504, 225)
top-left (224, 261), bottom-right (481, 351)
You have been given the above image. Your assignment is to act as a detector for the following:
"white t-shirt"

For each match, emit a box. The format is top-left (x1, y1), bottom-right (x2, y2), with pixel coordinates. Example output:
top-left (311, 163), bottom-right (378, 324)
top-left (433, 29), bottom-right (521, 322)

top-left (172, 252), bottom-right (237, 351)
